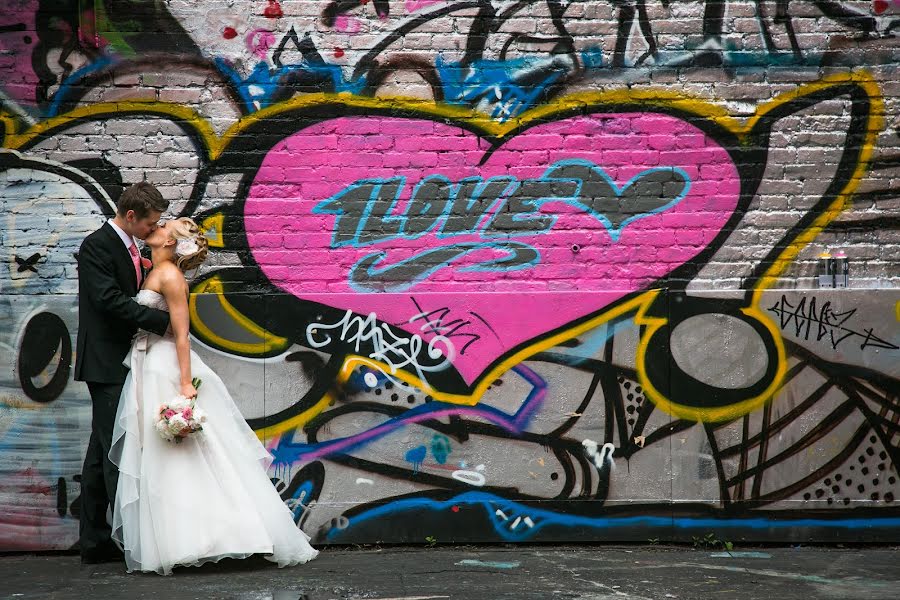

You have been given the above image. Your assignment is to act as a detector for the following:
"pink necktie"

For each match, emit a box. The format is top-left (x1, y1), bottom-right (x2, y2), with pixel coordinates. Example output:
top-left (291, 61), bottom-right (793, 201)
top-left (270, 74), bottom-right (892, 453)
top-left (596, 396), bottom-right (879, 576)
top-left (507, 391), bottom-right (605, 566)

top-left (128, 243), bottom-right (142, 288)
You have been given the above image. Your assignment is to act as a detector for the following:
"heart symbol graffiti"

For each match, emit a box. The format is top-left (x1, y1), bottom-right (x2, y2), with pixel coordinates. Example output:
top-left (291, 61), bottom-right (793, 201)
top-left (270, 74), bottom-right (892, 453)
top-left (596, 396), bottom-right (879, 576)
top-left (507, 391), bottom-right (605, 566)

top-left (186, 75), bottom-right (875, 408)
top-left (540, 161), bottom-right (691, 242)
top-left (237, 107), bottom-right (742, 386)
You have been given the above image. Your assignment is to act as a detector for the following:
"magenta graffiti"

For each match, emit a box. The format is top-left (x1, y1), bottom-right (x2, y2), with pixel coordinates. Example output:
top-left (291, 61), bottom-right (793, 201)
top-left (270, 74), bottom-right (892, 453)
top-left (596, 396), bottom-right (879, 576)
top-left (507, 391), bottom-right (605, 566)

top-left (244, 113), bottom-right (740, 383)
top-left (405, 0), bottom-right (446, 13)
top-left (334, 15), bottom-right (362, 34)
top-left (246, 28), bottom-right (276, 60)
top-left (0, 0), bottom-right (39, 105)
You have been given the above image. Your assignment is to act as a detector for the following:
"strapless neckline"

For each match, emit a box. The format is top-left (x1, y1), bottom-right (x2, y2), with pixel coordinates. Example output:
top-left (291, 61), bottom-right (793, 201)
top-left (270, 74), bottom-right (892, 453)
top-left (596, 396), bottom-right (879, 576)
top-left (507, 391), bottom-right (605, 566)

top-left (136, 289), bottom-right (169, 312)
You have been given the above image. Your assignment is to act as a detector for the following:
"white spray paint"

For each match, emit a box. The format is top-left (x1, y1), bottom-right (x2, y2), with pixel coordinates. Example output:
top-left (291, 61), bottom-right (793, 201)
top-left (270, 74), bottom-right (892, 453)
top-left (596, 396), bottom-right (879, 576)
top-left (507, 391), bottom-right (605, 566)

top-left (582, 439), bottom-right (616, 472)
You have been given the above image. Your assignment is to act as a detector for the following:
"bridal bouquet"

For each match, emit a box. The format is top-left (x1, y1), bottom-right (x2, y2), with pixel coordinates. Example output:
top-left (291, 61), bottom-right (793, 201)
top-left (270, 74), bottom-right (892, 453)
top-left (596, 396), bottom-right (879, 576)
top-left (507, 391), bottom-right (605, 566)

top-left (155, 378), bottom-right (207, 443)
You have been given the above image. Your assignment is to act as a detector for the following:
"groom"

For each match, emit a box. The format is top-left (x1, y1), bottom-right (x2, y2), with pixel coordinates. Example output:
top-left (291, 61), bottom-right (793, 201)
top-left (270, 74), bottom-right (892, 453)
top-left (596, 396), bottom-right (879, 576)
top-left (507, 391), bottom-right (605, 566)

top-left (75, 182), bottom-right (171, 564)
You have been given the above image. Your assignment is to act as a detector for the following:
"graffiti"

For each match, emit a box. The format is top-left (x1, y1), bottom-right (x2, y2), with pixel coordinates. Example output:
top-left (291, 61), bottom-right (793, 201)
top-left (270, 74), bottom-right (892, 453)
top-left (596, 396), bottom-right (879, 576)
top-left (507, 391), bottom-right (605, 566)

top-left (0, 311), bottom-right (91, 550)
top-left (158, 0), bottom-right (582, 115)
top-left (405, 445), bottom-right (427, 473)
top-left (1, 1), bottom-right (899, 551)
top-left (213, 93), bottom-right (762, 394)
top-left (306, 309), bottom-right (456, 381)
top-left (684, 1), bottom-right (878, 63)
top-left (582, 439), bottom-right (616, 472)
top-left (314, 162), bottom-right (691, 275)
top-left (430, 434), bottom-right (452, 463)
top-left (451, 466), bottom-right (486, 486)
top-left (1, 149), bottom-right (115, 294)
top-left (768, 294), bottom-right (900, 351)
top-left (3, 1), bottom-right (900, 120)
top-left (13, 253), bottom-right (40, 273)
top-left (409, 301), bottom-right (483, 356)
top-left (278, 461), bottom-right (325, 528)
top-left (613, 1), bottom-right (899, 69)
top-left (18, 312), bottom-right (71, 403)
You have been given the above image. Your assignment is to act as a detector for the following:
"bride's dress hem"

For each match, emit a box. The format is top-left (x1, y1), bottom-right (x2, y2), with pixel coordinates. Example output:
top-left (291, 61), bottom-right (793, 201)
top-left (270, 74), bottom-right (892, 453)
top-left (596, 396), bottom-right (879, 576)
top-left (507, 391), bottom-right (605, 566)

top-left (119, 549), bottom-right (317, 577)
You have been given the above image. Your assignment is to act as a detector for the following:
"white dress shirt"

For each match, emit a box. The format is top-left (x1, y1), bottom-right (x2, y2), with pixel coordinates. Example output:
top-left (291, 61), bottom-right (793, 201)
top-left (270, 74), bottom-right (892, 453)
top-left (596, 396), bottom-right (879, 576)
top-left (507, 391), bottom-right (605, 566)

top-left (108, 218), bottom-right (138, 252)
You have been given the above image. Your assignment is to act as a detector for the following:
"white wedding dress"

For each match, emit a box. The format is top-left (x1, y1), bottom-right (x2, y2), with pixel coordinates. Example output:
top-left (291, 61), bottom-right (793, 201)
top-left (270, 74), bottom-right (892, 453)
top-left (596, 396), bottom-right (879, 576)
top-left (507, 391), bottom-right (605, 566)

top-left (109, 289), bottom-right (318, 575)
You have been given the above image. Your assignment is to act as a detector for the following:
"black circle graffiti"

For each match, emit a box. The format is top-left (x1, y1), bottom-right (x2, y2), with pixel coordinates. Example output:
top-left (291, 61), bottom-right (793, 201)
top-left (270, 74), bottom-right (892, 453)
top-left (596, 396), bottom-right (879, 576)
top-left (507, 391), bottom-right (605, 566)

top-left (642, 296), bottom-right (779, 414)
top-left (18, 312), bottom-right (71, 403)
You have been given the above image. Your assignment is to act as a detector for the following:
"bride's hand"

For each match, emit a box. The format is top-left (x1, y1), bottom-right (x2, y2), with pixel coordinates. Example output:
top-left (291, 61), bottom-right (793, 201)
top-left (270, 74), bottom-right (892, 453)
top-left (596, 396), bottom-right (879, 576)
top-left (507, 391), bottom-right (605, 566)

top-left (180, 382), bottom-right (198, 400)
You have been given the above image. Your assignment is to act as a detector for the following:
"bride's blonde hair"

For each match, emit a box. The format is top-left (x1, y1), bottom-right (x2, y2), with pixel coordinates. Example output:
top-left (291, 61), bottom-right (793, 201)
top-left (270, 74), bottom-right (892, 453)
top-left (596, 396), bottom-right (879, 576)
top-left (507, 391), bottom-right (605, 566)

top-left (168, 217), bottom-right (209, 272)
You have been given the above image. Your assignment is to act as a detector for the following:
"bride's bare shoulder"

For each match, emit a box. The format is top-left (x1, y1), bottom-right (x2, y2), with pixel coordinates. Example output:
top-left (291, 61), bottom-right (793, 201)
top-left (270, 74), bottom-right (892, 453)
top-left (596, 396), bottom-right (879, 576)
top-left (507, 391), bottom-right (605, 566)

top-left (154, 262), bottom-right (188, 292)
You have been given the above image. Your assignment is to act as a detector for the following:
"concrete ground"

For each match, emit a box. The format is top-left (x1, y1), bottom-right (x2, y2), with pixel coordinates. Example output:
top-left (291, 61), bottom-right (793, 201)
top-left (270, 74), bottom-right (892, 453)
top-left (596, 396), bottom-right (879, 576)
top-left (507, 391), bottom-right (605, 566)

top-left (1, 545), bottom-right (898, 600)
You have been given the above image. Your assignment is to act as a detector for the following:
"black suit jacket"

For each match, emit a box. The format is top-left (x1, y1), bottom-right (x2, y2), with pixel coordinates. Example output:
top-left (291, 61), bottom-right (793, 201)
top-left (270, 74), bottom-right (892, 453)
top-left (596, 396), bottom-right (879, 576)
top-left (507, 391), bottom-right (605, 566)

top-left (74, 222), bottom-right (170, 384)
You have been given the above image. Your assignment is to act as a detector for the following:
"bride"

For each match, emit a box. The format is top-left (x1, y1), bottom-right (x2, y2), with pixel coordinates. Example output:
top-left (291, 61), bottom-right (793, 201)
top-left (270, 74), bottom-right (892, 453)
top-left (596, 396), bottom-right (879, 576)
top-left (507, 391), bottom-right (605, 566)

top-left (109, 217), bottom-right (318, 575)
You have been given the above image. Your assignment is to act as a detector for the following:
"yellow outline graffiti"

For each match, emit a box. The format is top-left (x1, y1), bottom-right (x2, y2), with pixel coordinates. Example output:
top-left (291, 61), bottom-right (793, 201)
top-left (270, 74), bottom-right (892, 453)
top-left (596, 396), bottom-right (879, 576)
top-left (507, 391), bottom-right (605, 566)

top-left (2, 100), bottom-right (219, 155)
top-left (199, 213), bottom-right (226, 248)
top-left (260, 392), bottom-right (339, 442)
top-left (3, 72), bottom-right (880, 431)
top-left (634, 303), bottom-right (788, 423)
top-left (190, 276), bottom-right (290, 355)
top-left (0, 111), bottom-right (16, 144)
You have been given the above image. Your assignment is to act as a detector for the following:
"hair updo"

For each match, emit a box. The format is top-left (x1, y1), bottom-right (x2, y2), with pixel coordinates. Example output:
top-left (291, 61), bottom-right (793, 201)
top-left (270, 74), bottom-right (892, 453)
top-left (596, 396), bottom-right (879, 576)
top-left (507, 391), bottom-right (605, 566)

top-left (168, 217), bottom-right (209, 272)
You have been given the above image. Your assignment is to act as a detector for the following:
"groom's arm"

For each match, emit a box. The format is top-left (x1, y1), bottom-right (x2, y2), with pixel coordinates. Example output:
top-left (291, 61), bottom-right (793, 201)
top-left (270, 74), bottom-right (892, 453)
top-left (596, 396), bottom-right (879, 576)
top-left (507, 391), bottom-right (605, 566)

top-left (78, 237), bottom-right (170, 336)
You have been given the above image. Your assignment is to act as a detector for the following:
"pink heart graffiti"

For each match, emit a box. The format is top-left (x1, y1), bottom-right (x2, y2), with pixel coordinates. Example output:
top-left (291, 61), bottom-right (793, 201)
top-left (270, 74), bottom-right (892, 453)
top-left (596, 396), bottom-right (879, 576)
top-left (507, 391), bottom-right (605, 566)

top-left (244, 113), bottom-right (740, 385)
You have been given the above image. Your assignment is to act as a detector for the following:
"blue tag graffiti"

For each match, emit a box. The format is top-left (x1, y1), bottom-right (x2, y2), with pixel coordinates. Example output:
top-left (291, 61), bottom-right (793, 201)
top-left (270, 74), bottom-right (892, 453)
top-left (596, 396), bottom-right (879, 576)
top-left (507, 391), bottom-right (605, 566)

top-left (312, 160), bottom-right (691, 291)
top-left (438, 55), bottom-right (573, 122)
top-left (329, 491), bottom-right (900, 543)
top-left (431, 434), bottom-right (452, 465)
top-left (405, 445), bottom-right (427, 474)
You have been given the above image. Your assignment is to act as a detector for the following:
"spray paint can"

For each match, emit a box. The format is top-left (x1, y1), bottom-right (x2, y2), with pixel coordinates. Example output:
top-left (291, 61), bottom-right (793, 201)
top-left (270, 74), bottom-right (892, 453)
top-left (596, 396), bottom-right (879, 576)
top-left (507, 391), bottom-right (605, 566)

top-left (833, 251), bottom-right (849, 288)
top-left (817, 251), bottom-right (834, 288)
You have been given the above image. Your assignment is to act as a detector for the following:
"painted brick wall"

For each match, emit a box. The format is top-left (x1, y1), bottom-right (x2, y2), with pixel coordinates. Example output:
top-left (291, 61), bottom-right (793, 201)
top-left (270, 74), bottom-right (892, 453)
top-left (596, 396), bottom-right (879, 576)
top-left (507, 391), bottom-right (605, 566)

top-left (1, 1), bottom-right (899, 550)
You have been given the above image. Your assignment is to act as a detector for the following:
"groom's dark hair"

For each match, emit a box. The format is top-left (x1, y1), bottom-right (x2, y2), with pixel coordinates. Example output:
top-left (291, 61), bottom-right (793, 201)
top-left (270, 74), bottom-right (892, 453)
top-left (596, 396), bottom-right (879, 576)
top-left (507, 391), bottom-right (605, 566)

top-left (117, 182), bottom-right (169, 218)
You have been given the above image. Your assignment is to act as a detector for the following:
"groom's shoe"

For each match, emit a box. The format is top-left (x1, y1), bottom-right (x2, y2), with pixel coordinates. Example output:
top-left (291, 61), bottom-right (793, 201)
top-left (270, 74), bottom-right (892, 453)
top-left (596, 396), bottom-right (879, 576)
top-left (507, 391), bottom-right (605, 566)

top-left (81, 543), bottom-right (124, 564)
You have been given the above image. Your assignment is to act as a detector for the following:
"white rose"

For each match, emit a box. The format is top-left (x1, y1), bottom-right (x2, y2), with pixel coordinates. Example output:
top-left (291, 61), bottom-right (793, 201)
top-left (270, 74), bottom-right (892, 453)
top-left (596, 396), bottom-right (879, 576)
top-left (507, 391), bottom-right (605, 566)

top-left (156, 420), bottom-right (175, 442)
top-left (169, 415), bottom-right (188, 433)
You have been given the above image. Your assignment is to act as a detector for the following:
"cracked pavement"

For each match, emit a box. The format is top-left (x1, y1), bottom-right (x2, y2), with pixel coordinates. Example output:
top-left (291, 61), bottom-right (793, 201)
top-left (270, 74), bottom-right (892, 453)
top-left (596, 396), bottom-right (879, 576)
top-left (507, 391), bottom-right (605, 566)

top-left (1, 545), bottom-right (899, 599)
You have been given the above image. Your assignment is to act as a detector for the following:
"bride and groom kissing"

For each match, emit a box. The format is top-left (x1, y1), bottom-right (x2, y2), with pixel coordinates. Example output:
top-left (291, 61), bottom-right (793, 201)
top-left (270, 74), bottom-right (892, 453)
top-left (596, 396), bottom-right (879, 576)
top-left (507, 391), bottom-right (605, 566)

top-left (75, 182), bottom-right (318, 575)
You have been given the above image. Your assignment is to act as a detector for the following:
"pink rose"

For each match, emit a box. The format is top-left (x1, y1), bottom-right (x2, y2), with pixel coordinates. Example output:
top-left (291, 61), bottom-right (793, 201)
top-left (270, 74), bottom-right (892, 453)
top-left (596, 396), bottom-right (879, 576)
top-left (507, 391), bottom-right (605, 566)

top-left (164, 409), bottom-right (176, 419)
top-left (140, 257), bottom-right (152, 269)
top-left (182, 408), bottom-right (193, 420)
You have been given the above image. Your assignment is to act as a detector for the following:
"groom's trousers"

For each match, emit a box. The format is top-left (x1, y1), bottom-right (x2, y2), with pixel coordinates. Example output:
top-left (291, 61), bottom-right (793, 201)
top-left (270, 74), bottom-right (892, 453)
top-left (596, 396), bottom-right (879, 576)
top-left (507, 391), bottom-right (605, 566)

top-left (79, 381), bottom-right (124, 555)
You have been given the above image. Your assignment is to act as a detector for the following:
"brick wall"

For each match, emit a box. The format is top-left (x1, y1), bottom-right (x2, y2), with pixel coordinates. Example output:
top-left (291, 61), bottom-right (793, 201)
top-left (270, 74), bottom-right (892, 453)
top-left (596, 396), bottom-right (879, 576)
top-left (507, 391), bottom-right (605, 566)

top-left (1, 1), bottom-right (898, 550)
